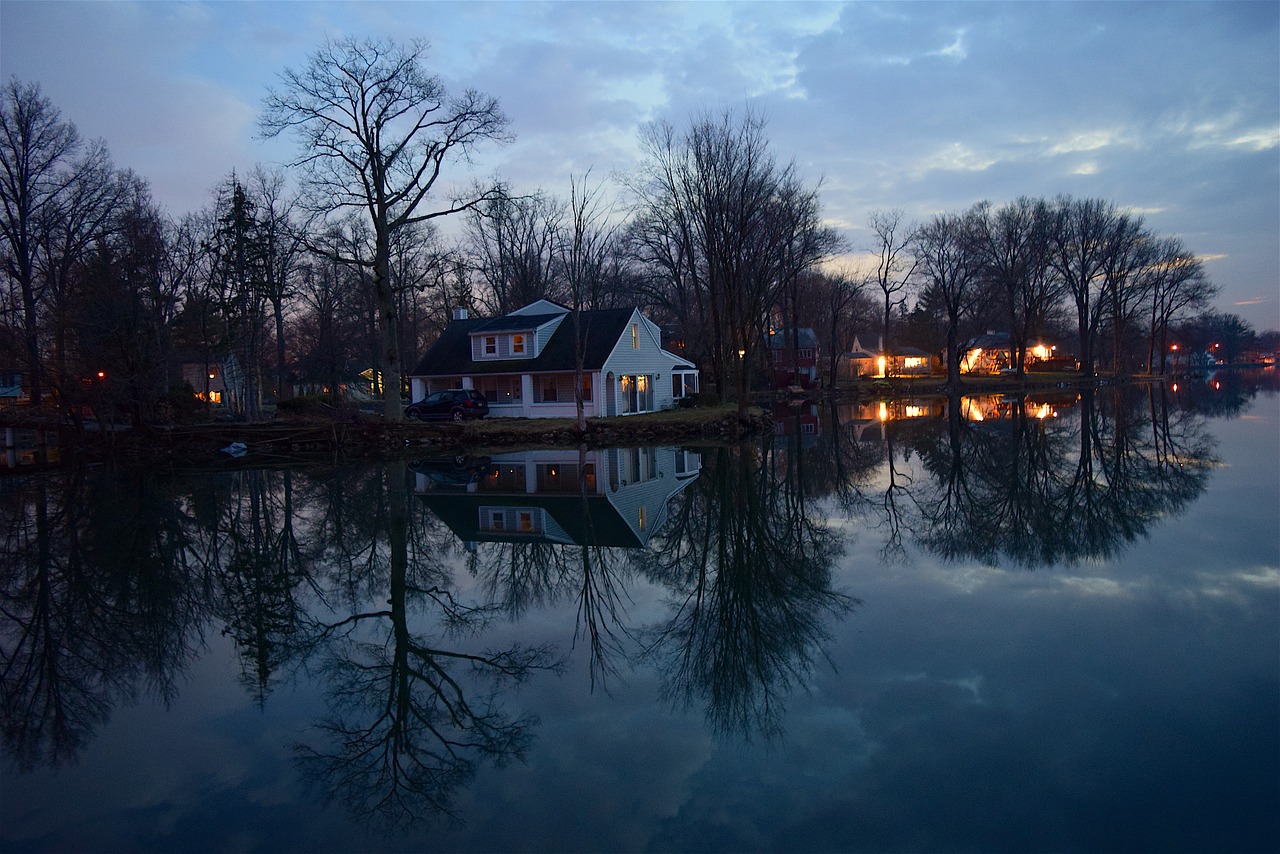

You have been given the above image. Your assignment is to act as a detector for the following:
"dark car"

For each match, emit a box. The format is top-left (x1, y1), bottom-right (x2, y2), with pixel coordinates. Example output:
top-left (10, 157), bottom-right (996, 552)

top-left (405, 389), bottom-right (489, 422)
top-left (409, 455), bottom-right (496, 487)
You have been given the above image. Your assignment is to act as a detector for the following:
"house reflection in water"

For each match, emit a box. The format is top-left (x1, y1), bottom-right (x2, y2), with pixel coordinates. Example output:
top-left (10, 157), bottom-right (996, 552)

top-left (834, 398), bottom-right (947, 442)
top-left (413, 446), bottom-right (702, 549)
top-left (959, 392), bottom-right (1079, 423)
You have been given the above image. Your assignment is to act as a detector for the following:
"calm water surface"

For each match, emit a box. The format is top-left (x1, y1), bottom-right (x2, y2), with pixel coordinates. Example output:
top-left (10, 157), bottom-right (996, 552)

top-left (2, 378), bottom-right (1277, 853)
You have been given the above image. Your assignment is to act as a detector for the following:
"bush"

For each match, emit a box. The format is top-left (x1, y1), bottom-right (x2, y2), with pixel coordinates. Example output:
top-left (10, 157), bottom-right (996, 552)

top-left (679, 391), bottom-right (719, 408)
top-left (157, 382), bottom-right (204, 424)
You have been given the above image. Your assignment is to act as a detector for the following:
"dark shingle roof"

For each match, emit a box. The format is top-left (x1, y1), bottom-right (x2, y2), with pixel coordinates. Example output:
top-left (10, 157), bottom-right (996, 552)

top-left (412, 307), bottom-right (637, 376)
top-left (471, 313), bottom-right (565, 333)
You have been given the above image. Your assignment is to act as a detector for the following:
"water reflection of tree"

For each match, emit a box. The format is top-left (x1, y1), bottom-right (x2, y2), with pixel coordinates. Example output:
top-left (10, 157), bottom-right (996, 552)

top-left (908, 386), bottom-right (1216, 566)
top-left (467, 448), bottom-right (635, 690)
top-left (0, 466), bottom-right (205, 770)
top-left (293, 461), bottom-right (559, 830)
top-left (639, 436), bottom-right (855, 738)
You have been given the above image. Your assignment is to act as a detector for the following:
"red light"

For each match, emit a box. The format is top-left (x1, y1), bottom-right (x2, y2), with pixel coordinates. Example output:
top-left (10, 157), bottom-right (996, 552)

top-left (96, 371), bottom-right (105, 379)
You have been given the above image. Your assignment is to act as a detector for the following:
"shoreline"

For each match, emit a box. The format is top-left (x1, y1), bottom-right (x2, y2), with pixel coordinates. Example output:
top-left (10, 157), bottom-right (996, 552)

top-left (3, 374), bottom-right (1176, 466)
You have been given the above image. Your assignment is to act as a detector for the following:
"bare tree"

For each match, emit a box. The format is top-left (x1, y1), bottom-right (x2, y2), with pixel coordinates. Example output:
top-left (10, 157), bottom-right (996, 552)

top-left (260, 37), bottom-right (511, 420)
top-left (558, 171), bottom-right (621, 430)
top-left (1046, 196), bottom-right (1128, 375)
top-left (466, 189), bottom-right (564, 314)
top-left (915, 206), bottom-right (988, 386)
top-left (971, 197), bottom-right (1060, 378)
top-left (1141, 238), bottom-right (1215, 372)
top-left (0, 79), bottom-right (87, 406)
top-left (627, 107), bottom-right (832, 412)
top-left (867, 209), bottom-right (919, 355)
top-left (248, 166), bottom-right (305, 404)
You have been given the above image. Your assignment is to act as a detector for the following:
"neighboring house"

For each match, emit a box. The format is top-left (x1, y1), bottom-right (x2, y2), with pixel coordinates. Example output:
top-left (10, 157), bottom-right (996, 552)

top-left (961, 332), bottom-right (1068, 374)
top-left (177, 353), bottom-right (240, 409)
top-left (765, 327), bottom-right (819, 389)
top-left (413, 446), bottom-right (702, 549)
top-left (0, 369), bottom-right (26, 405)
top-left (839, 336), bottom-right (935, 378)
top-left (410, 301), bottom-right (699, 418)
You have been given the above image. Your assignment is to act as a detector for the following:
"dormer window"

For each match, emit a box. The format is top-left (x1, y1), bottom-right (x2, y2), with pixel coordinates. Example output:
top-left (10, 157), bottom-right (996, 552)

top-left (484, 336), bottom-right (497, 355)
top-left (512, 334), bottom-right (526, 355)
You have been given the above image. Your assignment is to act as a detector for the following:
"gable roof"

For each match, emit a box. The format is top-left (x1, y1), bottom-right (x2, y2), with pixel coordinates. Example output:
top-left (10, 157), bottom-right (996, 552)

top-left (412, 306), bottom-right (639, 376)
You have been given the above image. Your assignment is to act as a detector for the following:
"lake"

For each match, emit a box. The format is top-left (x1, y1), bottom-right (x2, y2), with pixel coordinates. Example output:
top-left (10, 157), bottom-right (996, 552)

top-left (2, 376), bottom-right (1277, 853)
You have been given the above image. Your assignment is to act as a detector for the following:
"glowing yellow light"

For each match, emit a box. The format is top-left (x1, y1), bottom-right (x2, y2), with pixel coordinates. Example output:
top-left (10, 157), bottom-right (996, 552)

top-left (1171, 383), bottom-right (1179, 391)
top-left (878, 402), bottom-right (889, 422)
top-left (1033, 403), bottom-right (1053, 419)
top-left (877, 356), bottom-right (887, 378)
top-left (905, 405), bottom-right (923, 418)
top-left (961, 398), bottom-right (985, 421)
top-left (1031, 344), bottom-right (1050, 360)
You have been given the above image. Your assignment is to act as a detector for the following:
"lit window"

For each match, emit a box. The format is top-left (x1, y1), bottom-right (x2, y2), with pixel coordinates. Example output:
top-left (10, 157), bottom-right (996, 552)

top-left (519, 512), bottom-right (533, 532)
top-left (484, 336), bottom-right (497, 355)
top-left (512, 334), bottom-right (525, 354)
top-left (631, 323), bottom-right (639, 349)
top-left (638, 506), bottom-right (646, 531)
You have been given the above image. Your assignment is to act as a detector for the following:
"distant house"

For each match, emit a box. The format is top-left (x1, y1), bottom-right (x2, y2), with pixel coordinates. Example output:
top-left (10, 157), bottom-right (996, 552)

top-left (0, 368), bottom-right (26, 405)
top-left (839, 336), bottom-right (936, 378)
top-left (413, 446), bottom-right (702, 549)
top-left (960, 332), bottom-right (1069, 374)
top-left (410, 301), bottom-right (699, 418)
top-left (765, 327), bottom-right (819, 389)
top-left (177, 353), bottom-right (241, 409)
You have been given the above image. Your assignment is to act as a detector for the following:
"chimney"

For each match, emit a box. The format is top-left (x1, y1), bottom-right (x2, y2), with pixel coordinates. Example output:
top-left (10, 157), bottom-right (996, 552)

top-left (451, 307), bottom-right (469, 321)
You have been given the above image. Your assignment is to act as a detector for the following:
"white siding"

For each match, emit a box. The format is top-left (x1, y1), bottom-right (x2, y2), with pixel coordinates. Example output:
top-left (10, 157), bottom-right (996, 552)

top-left (601, 310), bottom-right (694, 414)
top-left (536, 315), bottom-right (565, 353)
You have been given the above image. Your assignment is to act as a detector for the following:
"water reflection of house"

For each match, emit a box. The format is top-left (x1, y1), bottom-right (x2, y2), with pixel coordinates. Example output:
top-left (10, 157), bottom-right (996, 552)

top-left (833, 397), bottom-right (945, 442)
top-left (958, 392), bottom-right (1079, 422)
top-left (414, 446), bottom-right (701, 549)
top-left (772, 400), bottom-right (821, 441)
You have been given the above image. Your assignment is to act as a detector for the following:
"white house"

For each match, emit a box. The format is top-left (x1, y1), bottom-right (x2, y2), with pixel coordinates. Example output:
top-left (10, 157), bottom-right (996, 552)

top-left (409, 300), bottom-right (699, 418)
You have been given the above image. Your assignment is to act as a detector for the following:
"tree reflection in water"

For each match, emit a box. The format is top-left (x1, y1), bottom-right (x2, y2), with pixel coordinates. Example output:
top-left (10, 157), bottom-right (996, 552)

top-left (905, 385), bottom-right (1217, 566)
top-left (291, 460), bottom-right (560, 830)
top-left (0, 465), bottom-right (205, 771)
top-left (638, 433), bottom-right (857, 739)
top-left (0, 382), bottom-right (1229, 833)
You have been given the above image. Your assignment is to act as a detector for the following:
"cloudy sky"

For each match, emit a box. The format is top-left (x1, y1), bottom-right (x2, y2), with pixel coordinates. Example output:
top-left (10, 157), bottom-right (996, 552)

top-left (2, 1), bottom-right (1276, 329)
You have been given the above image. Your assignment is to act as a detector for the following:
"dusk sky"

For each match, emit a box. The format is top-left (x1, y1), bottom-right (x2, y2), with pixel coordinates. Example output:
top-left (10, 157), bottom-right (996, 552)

top-left (2, 1), bottom-right (1276, 330)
